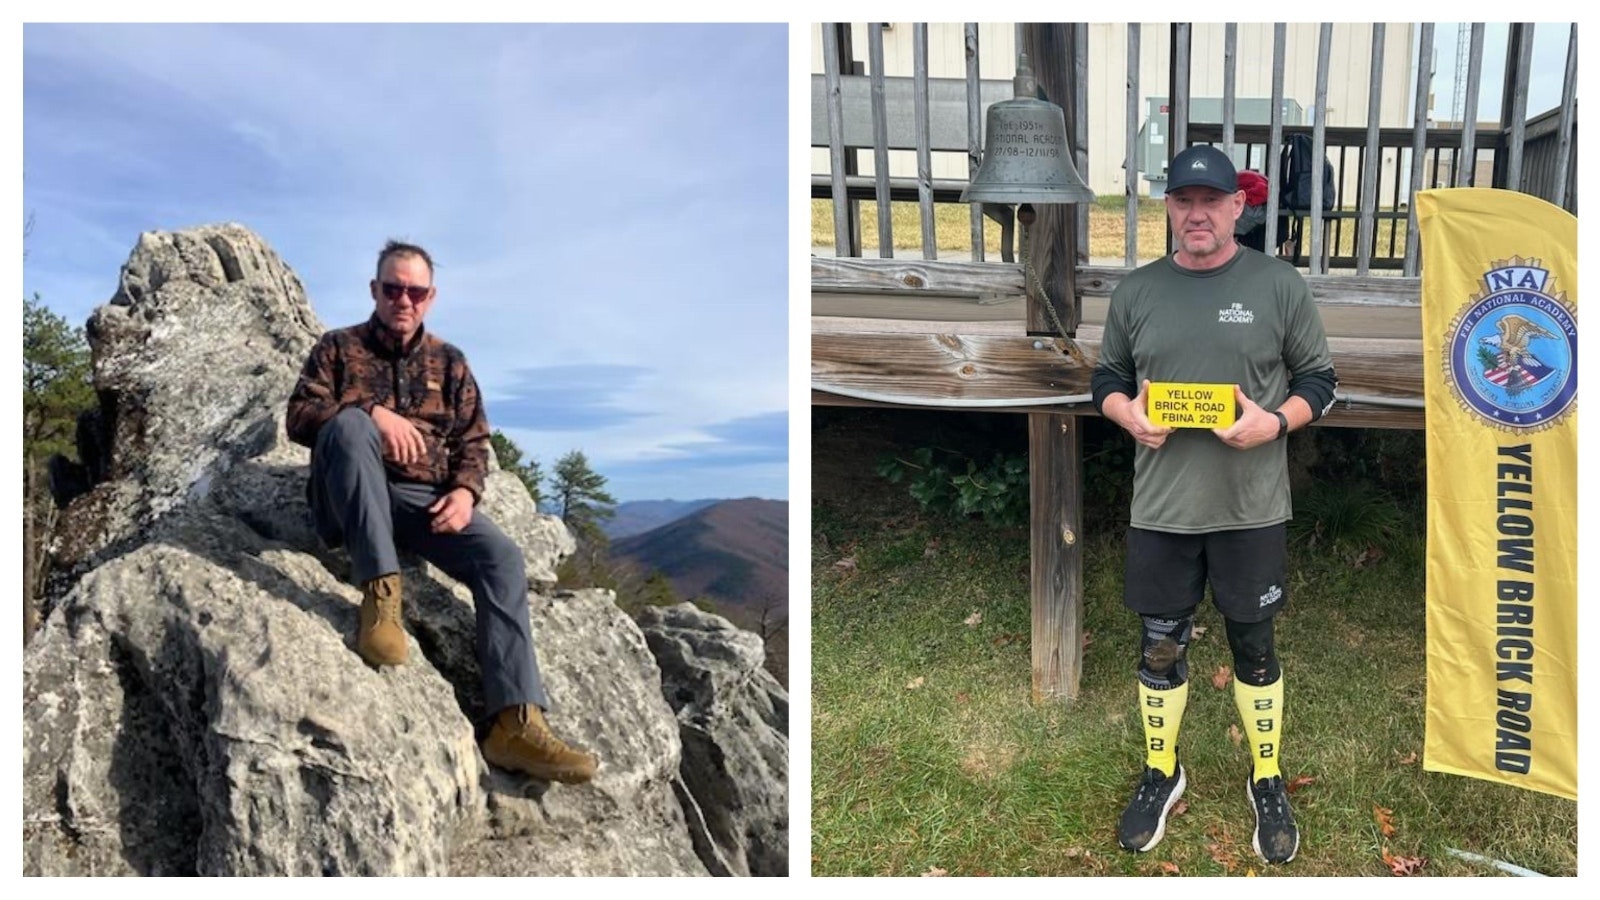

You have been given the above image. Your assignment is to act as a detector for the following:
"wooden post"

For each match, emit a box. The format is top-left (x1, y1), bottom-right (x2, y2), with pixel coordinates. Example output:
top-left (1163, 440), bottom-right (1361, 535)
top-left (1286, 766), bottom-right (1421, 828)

top-left (1020, 23), bottom-right (1084, 703)
top-left (1030, 414), bottom-right (1083, 702)
top-left (1021, 23), bottom-right (1079, 336)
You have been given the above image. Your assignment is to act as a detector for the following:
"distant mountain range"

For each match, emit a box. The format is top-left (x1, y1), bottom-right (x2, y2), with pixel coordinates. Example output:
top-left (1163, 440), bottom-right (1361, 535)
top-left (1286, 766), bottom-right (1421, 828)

top-left (610, 498), bottom-right (788, 616)
top-left (600, 499), bottom-right (722, 540)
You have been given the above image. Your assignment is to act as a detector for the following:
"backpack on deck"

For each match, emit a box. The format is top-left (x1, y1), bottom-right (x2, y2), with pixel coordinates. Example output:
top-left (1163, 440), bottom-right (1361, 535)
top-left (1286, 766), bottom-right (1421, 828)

top-left (1280, 132), bottom-right (1336, 211)
top-left (1277, 133), bottom-right (1336, 253)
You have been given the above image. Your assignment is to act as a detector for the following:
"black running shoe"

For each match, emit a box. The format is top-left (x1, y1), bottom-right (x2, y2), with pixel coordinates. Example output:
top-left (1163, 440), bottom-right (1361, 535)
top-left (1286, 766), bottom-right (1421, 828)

top-left (1247, 774), bottom-right (1300, 863)
top-left (1116, 763), bottom-right (1186, 852)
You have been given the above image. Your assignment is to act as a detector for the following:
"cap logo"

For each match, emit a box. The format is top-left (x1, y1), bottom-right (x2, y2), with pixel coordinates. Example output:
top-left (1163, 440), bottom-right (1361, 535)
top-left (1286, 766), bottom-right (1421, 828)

top-left (1191, 159), bottom-right (1207, 169)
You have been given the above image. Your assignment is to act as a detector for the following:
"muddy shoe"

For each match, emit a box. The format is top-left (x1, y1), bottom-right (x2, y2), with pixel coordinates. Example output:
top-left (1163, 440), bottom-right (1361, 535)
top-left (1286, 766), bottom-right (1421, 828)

top-left (1117, 762), bottom-right (1186, 852)
top-left (1248, 773), bottom-right (1300, 864)
top-left (482, 705), bottom-right (598, 784)
top-left (356, 573), bottom-right (407, 666)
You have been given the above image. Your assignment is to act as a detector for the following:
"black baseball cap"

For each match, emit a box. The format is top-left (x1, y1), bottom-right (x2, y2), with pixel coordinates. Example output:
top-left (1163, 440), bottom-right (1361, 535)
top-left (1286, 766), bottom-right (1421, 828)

top-left (1167, 145), bottom-right (1239, 194)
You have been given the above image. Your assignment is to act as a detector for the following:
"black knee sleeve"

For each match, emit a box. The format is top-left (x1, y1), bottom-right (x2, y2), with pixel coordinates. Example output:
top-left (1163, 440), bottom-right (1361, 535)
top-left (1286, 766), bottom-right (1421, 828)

top-left (1137, 613), bottom-right (1195, 690)
top-left (1224, 616), bottom-right (1281, 685)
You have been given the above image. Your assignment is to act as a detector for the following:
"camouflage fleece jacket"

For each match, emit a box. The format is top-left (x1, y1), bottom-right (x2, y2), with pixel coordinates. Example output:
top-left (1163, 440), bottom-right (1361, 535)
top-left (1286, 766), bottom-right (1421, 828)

top-left (286, 314), bottom-right (491, 502)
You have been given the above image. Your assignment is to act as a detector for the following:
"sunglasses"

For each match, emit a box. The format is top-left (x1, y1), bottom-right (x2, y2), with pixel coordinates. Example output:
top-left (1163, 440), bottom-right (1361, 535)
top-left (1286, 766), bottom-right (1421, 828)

top-left (378, 282), bottom-right (432, 302)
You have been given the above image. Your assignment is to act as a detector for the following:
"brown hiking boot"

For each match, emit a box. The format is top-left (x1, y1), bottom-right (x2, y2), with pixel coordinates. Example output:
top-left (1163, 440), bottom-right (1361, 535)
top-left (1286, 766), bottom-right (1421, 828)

top-left (356, 573), bottom-right (408, 666)
top-left (482, 705), bottom-right (598, 784)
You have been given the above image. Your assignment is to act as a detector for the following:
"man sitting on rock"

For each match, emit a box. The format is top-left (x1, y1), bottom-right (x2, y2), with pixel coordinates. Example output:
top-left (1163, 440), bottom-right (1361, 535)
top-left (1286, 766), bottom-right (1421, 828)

top-left (286, 239), bottom-right (596, 785)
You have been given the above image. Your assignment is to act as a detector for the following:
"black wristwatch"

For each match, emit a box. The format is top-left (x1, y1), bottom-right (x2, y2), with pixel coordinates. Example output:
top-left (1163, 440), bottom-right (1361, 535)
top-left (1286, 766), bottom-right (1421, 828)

top-left (1273, 410), bottom-right (1289, 441)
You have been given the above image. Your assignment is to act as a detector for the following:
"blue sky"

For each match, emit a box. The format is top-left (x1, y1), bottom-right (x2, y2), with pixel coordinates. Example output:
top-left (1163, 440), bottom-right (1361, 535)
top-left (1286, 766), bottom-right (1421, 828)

top-left (1421, 23), bottom-right (1575, 123)
top-left (22, 23), bottom-right (790, 502)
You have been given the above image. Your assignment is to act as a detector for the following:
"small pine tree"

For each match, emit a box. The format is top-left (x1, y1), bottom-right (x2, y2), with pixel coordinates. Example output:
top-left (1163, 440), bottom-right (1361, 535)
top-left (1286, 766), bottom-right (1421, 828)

top-left (489, 430), bottom-right (543, 505)
top-left (642, 571), bottom-right (681, 608)
top-left (23, 293), bottom-right (95, 637)
top-left (24, 294), bottom-right (94, 463)
top-left (549, 450), bottom-right (617, 546)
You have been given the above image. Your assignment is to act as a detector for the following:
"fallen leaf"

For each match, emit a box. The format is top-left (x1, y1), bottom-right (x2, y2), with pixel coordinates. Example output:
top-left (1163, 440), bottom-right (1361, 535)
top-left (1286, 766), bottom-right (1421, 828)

top-left (1381, 847), bottom-right (1427, 876)
top-left (1397, 750), bottom-right (1419, 766)
top-left (1352, 545), bottom-right (1387, 569)
top-left (1207, 842), bottom-right (1240, 872)
top-left (992, 632), bottom-right (1023, 648)
top-left (1211, 665), bottom-right (1233, 690)
top-left (1285, 774), bottom-right (1317, 794)
top-left (1159, 861), bottom-right (1181, 875)
top-left (1191, 624), bottom-right (1208, 638)
top-left (1373, 805), bottom-right (1397, 838)
top-left (1229, 723), bottom-right (1244, 745)
top-left (1062, 847), bottom-right (1083, 858)
top-left (955, 691), bottom-right (971, 705)
top-left (1170, 799), bottom-right (1189, 818)
top-left (1245, 867), bottom-right (1257, 877)
top-left (923, 538), bottom-right (940, 559)
top-left (835, 556), bottom-right (858, 571)
top-left (964, 610), bottom-right (984, 627)
top-left (1082, 630), bottom-right (1094, 649)
top-left (906, 676), bottom-right (926, 690)
top-left (921, 866), bottom-right (948, 877)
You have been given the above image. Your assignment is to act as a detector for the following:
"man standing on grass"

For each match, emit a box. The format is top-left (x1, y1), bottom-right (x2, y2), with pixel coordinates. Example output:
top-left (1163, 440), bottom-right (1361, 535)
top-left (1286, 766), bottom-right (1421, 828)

top-left (286, 240), bottom-right (597, 785)
top-left (1091, 145), bottom-right (1337, 864)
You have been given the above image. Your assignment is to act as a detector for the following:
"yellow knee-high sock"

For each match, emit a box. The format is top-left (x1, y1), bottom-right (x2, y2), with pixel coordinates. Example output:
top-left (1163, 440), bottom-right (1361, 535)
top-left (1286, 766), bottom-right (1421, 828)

top-left (1138, 680), bottom-right (1189, 777)
top-left (1233, 675), bottom-right (1285, 780)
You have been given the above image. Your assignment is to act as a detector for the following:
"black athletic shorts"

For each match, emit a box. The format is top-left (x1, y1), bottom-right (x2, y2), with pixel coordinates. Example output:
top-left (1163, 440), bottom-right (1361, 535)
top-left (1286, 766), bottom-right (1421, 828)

top-left (1123, 523), bottom-right (1288, 624)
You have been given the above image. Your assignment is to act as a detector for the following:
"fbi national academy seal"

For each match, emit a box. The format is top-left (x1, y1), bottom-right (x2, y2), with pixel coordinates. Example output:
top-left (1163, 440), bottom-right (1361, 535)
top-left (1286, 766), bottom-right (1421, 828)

top-left (1444, 257), bottom-right (1577, 432)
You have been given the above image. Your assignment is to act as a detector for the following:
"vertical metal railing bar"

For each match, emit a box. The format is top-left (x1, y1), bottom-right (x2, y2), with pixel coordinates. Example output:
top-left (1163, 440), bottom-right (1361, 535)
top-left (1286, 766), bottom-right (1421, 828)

top-left (1264, 24), bottom-right (1287, 253)
top-left (1075, 23), bottom-right (1090, 264)
top-left (867, 23), bottom-right (894, 258)
top-left (1170, 24), bottom-right (1192, 157)
top-left (1167, 23), bottom-right (1191, 258)
top-left (913, 23), bottom-right (936, 259)
top-left (1387, 136), bottom-right (1405, 254)
top-left (822, 24), bottom-right (851, 257)
top-left (1357, 23), bottom-right (1385, 274)
top-left (1553, 24), bottom-right (1577, 210)
top-left (1332, 147), bottom-right (1351, 262)
top-left (1459, 23), bottom-right (1485, 187)
top-left (964, 23), bottom-right (985, 260)
top-left (1405, 22), bottom-right (1434, 276)
top-left (1504, 24), bottom-right (1534, 194)
top-left (1223, 24), bottom-right (1237, 160)
top-left (1310, 23), bottom-right (1333, 274)
top-left (1125, 23), bottom-right (1140, 267)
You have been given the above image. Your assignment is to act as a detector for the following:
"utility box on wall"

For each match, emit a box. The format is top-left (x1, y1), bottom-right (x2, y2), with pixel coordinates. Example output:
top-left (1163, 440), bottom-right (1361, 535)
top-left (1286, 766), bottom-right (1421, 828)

top-left (1137, 96), bottom-right (1305, 197)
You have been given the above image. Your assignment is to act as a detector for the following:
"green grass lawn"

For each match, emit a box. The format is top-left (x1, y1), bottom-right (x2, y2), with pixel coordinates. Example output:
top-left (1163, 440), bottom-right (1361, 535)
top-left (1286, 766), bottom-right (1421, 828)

top-left (810, 410), bottom-right (1577, 877)
top-left (811, 197), bottom-right (1411, 265)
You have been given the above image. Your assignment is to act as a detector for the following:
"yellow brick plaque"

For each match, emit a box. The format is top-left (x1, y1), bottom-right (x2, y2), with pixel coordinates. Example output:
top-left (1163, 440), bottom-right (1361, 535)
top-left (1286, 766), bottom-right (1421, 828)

top-left (1146, 382), bottom-right (1236, 429)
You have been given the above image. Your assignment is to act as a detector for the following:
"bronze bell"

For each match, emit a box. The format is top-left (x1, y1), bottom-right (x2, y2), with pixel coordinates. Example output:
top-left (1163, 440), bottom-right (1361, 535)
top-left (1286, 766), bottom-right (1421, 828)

top-left (961, 64), bottom-right (1094, 205)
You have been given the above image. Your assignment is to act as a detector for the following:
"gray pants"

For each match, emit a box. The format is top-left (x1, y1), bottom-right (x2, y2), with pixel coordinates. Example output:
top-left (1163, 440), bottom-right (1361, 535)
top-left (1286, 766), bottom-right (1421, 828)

top-left (309, 408), bottom-right (549, 714)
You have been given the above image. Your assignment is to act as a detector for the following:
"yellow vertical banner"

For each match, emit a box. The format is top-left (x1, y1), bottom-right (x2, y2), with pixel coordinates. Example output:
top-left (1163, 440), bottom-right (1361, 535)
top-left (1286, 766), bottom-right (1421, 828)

top-left (1416, 188), bottom-right (1577, 800)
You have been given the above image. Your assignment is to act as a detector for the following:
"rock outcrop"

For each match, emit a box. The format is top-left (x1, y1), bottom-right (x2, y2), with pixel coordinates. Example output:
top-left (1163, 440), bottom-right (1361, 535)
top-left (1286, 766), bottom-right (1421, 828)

top-left (23, 224), bottom-right (786, 876)
top-left (639, 603), bottom-right (790, 877)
